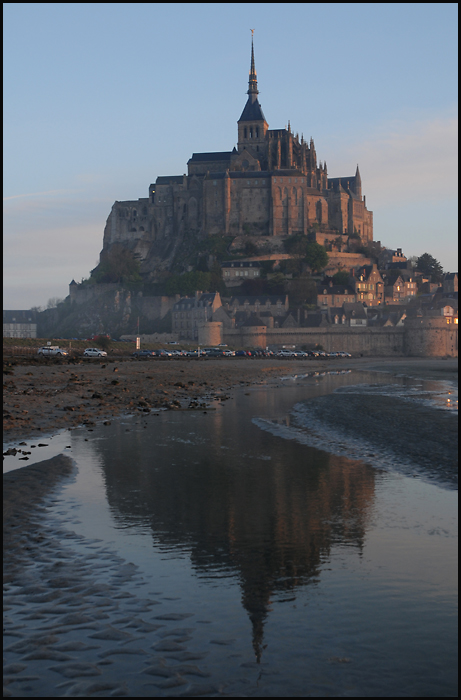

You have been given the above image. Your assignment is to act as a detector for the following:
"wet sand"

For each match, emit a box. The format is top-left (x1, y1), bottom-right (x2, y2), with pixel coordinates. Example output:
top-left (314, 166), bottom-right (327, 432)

top-left (3, 356), bottom-right (457, 443)
top-left (3, 356), bottom-right (458, 696)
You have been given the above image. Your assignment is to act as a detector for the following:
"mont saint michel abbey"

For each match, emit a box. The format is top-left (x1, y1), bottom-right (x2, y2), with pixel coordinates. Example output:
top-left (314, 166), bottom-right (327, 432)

top-left (103, 38), bottom-right (373, 272)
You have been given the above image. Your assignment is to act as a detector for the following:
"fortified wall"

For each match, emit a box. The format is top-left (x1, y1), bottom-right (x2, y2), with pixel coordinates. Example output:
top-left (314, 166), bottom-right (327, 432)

top-left (197, 322), bottom-right (458, 357)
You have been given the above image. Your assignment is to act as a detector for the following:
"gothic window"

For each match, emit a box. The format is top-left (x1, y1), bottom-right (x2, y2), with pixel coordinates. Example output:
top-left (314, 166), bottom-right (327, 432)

top-left (256, 127), bottom-right (259, 138)
top-left (244, 127), bottom-right (247, 139)
top-left (132, 210), bottom-right (137, 218)
top-left (316, 200), bottom-right (322, 223)
top-left (292, 187), bottom-right (297, 204)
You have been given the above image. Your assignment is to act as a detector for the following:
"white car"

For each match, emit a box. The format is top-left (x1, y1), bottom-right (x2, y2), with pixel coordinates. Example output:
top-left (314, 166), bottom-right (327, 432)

top-left (37, 346), bottom-right (68, 357)
top-left (83, 347), bottom-right (107, 357)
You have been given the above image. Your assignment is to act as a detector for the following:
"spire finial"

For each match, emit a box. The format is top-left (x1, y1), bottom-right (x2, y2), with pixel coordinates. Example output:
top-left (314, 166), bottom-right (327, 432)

top-left (248, 30), bottom-right (258, 103)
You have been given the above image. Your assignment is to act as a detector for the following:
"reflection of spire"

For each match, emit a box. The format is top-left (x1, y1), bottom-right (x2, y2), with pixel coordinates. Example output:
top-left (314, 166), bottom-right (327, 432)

top-left (248, 30), bottom-right (259, 103)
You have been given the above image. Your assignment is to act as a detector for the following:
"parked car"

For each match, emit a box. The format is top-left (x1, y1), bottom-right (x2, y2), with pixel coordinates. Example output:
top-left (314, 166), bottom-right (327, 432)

top-left (37, 346), bottom-right (68, 357)
top-left (83, 348), bottom-right (108, 357)
top-left (153, 349), bottom-right (172, 357)
top-left (235, 350), bottom-right (249, 357)
top-left (131, 350), bottom-right (155, 359)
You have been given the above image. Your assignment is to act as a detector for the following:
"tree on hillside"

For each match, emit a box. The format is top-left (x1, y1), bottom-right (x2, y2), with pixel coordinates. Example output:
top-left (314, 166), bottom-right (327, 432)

top-left (285, 277), bottom-right (317, 306)
top-left (47, 297), bottom-right (64, 309)
top-left (304, 242), bottom-right (329, 274)
top-left (284, 237), bottom-right (328, 274)
top-left (332, 270), bottom-right (350, 286)
top-left (415, 253), bottom-right (444, 282)
top-left (92, 244), bottom-right (142, 285)
top-left (284, 235), bottom-right (310, 257)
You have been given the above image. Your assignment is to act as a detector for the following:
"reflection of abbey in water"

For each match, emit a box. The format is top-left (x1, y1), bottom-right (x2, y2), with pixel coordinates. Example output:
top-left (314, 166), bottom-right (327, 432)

top-left (95, 407), bottom-right (376, 662)
top-left (102, 36), bottom-right (373, 272)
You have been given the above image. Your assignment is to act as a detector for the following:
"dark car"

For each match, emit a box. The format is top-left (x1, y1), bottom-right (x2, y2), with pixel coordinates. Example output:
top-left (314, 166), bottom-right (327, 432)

top-left (131, 350), bottom-right (155, 359)
top-left (235, 350), bottom-right (249, 357)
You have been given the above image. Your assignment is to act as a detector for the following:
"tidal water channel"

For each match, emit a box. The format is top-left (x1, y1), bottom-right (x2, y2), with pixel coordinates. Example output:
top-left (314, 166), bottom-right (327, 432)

top-left (3, 370), bottom-right (458, 697)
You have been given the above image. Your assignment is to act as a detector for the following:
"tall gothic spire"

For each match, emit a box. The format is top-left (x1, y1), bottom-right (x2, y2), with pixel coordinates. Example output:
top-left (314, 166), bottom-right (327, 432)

top-left (248, 30), bottom-right (259, 103)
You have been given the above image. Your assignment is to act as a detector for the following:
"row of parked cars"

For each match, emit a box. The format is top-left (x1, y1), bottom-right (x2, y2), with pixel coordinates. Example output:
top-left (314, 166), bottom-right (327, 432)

top-left (37, 346), bottom-right (107, 358)
top-left (37, 345), bottom-right (351, 360)
top-left (131, 348), bottom-right (352, 359)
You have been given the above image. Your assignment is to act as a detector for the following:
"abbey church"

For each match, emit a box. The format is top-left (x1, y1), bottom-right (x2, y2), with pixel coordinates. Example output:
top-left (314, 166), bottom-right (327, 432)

top-left (102, 38), bottom-right (373, 275)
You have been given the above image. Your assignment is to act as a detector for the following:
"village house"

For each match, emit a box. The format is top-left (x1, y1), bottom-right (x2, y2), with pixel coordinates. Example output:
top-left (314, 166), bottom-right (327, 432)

top-left (341, 302), bottom-right (368, 326)
top-left (317, 280), bottom-right (356, 308)
top-left (367, 305), bottom-right (407, 327)
top-left (442, 272), bottom-right (458, 295)
top-left (349, 264), bottom-right (384, 306)
top-left (224, 295), bottom-right (289, 328)
top-left (172, 291), bottom-right (222, 341)
top-left (3, 310), bottom-right (37, 338)
top-left (383, 271), bottom-right (418, 304)
top-left (221, 260), bottom-right (262, 287)
top-left (378, 247), bottom-right (408, 270)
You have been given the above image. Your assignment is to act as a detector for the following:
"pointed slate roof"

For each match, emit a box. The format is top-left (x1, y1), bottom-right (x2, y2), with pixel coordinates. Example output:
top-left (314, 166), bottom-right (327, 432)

top-left (238, 97), bottom-right (267, 123)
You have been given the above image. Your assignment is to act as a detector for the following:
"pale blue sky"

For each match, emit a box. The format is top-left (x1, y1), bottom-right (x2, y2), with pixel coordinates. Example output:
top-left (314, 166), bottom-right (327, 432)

top-left (4, 2), bottom-right (458, 309)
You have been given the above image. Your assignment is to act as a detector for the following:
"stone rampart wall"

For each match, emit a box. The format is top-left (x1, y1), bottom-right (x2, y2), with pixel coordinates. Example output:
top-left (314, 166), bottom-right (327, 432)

top-left (404, 318), bottom-right (458, 357)
top-left (222, 324), bottom-right (458, 357)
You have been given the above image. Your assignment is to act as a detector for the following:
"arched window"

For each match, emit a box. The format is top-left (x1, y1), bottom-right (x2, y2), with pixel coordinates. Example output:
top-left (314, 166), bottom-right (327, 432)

top-left (244, 127), bottom-right (247, 139)
top-left (292, 187), bottom-right (297, 205)
top-left (256, 127), bottom-right (259, 138)
top-left (250, 127), bottom-right (253, 138)
top-left (316, 200), bottom-right (322, 223)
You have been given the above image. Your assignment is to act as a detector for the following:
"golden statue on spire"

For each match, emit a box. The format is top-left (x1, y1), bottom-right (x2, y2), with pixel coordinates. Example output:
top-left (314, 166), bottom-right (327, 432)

top-left (250, 29), bottom-right (255, 37)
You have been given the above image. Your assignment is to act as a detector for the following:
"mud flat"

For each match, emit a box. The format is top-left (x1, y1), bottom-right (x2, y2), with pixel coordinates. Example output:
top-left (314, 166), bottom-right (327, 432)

top-left (3, 356), bottom-right (457, 443)
top-left (3, 357), bottom-right (458, 697)
top-left (3, 456), bottom-right (226, 697)
top-left (291, 390), bottom-right (458, 489)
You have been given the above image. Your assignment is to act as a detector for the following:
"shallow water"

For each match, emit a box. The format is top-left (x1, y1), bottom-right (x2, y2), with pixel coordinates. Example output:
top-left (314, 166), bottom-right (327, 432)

top-left (3, 370), bottom-right (458, 697)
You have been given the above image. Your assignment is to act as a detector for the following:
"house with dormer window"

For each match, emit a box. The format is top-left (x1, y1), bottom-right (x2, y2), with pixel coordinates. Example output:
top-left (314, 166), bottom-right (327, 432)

top-left (349, 264), bottom-right (384, 306)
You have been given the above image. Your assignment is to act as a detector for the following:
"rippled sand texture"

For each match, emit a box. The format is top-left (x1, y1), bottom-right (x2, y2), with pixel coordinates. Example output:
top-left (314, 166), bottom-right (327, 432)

top-left (4, 458), bottom-right (218, 697)
top-left (290, 387), bottom-right (458, 489)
